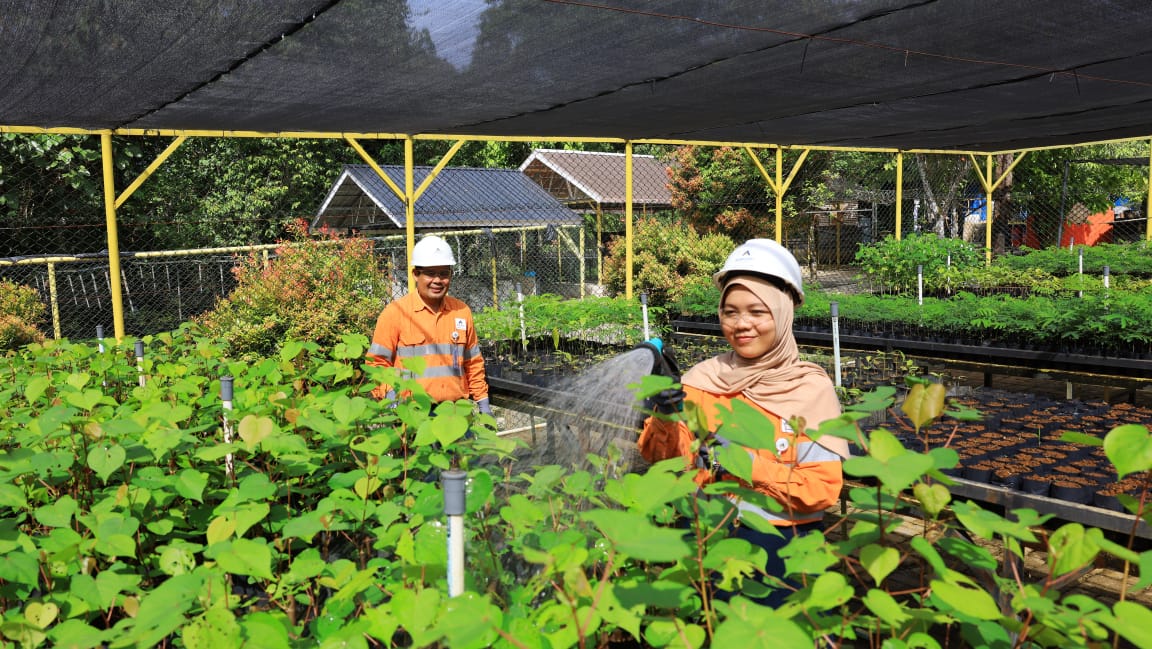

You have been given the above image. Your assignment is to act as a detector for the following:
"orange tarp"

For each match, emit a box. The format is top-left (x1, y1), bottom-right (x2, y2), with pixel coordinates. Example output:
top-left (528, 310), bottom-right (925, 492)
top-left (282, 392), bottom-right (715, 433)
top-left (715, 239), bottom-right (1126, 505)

top-left (1059, 208), bottom-right (1115, 247)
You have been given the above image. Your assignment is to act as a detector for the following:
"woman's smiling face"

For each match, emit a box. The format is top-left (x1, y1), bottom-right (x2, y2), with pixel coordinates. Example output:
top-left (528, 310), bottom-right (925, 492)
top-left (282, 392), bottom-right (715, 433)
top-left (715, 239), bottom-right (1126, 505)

top-left (719, 285), bottom-right (777, 359)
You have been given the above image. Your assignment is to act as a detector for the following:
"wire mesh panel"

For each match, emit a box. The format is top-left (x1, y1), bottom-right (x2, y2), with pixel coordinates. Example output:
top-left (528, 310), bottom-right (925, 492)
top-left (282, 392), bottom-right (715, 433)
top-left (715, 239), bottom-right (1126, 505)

top-left (2, 133), bottom-right (1150, 344)
top-left (0, 254), bottom-right (243, 341)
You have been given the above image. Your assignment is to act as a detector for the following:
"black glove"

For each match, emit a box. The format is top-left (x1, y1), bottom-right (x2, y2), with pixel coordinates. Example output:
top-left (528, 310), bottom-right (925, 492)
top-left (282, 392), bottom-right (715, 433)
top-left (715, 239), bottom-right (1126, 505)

top-left (697, 442), bottom-right (727, 478)
top-left (651, 388), bottom-right (686, 414)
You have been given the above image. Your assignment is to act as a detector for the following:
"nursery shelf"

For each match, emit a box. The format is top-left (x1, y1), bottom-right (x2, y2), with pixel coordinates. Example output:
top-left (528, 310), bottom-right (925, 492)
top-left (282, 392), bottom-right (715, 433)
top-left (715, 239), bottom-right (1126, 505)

top-left (940, 476), bottom-right (1152, 539)
top-left (672, 320), bottom-right (1152, 385)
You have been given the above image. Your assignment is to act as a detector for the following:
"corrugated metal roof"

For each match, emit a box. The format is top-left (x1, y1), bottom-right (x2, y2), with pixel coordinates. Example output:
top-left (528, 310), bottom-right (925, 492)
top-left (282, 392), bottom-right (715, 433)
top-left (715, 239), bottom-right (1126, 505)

top-left (312, 164), bottom-right (582, 232)
top-left (519, 150), bottom-right (672, 208)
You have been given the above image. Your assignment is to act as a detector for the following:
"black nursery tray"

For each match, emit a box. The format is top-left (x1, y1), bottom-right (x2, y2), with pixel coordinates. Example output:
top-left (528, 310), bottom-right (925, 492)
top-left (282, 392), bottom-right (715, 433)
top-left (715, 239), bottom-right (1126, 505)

top-left (671, 318), bottom-right (1152, 381)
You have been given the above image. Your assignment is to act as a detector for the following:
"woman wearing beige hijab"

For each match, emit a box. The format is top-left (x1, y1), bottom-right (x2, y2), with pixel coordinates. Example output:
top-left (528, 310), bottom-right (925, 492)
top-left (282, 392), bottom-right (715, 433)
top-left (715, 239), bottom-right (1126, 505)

top-left (639, 239), bottom-right (846, 607)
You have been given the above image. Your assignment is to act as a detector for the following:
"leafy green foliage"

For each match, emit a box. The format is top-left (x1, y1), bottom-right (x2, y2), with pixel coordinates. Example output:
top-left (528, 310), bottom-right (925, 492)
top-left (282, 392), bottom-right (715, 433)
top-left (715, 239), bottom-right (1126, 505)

top-left (194, 221), bottom-right (392, 359)
top-left (602, 216), bottom-right (734, 306)
top-left (0, 280), bottom-right (47, 349)
top-left (997, 241), bottom-right (1152, 277)
top-left (474, 293), bottom-right (663, 359)
top-left (742, 241), bottom-right (1152, 351)
top-left (1012, 142), bottom-right (1149, 217)
top-left (124, 138), bottom-right (353, 249)
top-left (0, 133), bottom-right (105, 257)
top-left (854, 233), bottom-right (984, 294)
top-left (2, 328), bottom-right (1152, 646)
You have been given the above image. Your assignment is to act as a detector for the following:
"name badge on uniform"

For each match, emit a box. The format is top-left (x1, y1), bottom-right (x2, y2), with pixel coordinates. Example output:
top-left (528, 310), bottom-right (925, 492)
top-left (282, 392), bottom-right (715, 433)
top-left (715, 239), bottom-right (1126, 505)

top-left (777, 419), bottom-right (795, 454)
top-left (455, 318), bottom-right (467, 331)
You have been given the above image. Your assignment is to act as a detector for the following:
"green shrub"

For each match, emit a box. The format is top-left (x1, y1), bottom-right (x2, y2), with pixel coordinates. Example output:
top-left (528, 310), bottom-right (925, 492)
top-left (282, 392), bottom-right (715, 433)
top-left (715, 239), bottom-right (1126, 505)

top-left (997, 242), bottom-right (1152, 277)
top-left (0, 280), bottom-right (46, 349)
top-left (672, 273), bottom-right (721, 315)
top-left (602, 216), bottom-right (734, 306)
top-left (477, 293), bottom-right (658, 353)
top-left (855, 233), bottom-right (983, 294)
top-left (195, 221), bottom-right (391, 358)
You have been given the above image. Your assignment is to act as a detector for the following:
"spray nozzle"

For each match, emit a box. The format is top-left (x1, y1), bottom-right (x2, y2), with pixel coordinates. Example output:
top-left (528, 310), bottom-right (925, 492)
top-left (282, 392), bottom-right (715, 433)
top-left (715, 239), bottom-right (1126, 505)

top-left (637, 337), bottom-right (680, 382)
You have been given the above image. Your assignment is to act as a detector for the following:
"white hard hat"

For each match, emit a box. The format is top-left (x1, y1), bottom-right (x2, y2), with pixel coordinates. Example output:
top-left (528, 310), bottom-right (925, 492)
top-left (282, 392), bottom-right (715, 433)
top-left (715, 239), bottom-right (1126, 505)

top-left (411, 235), bottom-right (456, 267)
top-left (712, 239), bottom-right (804, 305)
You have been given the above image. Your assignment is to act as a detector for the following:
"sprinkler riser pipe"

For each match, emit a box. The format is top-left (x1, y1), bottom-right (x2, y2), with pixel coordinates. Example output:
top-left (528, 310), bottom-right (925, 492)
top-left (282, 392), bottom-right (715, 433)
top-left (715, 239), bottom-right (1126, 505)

top-left (830, 302), bottom-right (842, 387)
top-left (442, 469), bottom-right (467, 515)
top-left (443, 469), bottom-right (468, 598)
top-left (917, 264), bottom-right (923, 306)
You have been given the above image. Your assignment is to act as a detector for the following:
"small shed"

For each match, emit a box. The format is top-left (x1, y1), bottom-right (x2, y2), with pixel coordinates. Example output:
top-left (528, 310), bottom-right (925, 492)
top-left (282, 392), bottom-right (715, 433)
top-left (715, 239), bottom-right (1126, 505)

top-left (312, 164), bottom-right (582, 233)
top-left (518, 149), bottom-right (673, 213)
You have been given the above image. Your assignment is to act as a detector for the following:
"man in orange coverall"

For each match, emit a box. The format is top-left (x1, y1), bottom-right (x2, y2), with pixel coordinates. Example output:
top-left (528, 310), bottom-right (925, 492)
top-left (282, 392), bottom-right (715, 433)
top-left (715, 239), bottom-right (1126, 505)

top-left (640, 238), bottom-right (848, 608)
top-left (366, 235), bottom-right (492, 416)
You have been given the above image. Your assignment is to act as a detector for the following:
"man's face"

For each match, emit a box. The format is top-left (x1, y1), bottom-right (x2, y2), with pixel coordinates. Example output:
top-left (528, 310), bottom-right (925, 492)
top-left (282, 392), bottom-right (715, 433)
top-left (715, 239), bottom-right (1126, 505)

top-left (414, 266), bottom-right (453, 303)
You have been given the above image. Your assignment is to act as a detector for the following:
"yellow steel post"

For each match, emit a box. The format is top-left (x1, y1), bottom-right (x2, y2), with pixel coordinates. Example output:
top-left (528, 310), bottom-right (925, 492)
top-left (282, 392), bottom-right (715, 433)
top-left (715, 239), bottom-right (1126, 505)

top-left (985, 155), bottom-right (994, 265)
top-left (47, 262), bottom-right (61, 340)
top-left (624, 142), bottom-right (634, 299)
top-left (405, 137), bottom-right (416, 295)
top-left (595, 203), bottom-right (603, 284)
top-left (101, 133), bottom-right (126, 340)
top-left (895, 151), bottom-right (903, 240)
top-left (1147, 140), bottom-right (1152, 241)
top-left (746, 146), bottom-right (808, 244)
top-left (775, 147), bottom-right (784, 242)
top-left (579, 227), bottom-right (585, 298)
top-left (774, 147), bottom-right (811, 244)
top-left (970, 150), bottom-right (1029, 264)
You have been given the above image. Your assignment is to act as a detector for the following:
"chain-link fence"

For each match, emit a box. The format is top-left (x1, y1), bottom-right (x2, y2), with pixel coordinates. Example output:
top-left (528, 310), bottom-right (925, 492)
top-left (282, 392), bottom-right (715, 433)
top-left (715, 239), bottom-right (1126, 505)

top-left (0, 254), bottom-right (239, 340)
top-left (2, 134), bottom-right (1149, 341)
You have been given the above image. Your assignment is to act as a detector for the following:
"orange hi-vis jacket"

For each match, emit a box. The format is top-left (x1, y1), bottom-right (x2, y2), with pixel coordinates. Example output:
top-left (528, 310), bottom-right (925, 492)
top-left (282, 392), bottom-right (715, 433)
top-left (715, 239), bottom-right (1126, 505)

top-left (639, 386), bottom-right (844, 527)
top-left (366, 292), bottom-right (489, 404)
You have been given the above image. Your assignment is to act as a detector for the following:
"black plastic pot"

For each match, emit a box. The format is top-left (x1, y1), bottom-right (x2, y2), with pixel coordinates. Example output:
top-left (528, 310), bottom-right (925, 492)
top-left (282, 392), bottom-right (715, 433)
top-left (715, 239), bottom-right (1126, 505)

top-left (1092, 493), bottom-right (1124, 512)
top-left (964, 466), bottom-right (992, 482)
top-left (1021, 476), bottom-right (1051, 496)
top-left (993, 472), bottom-right (1022, 490)
top-left (1050, 482), bottom-right (1091, 504)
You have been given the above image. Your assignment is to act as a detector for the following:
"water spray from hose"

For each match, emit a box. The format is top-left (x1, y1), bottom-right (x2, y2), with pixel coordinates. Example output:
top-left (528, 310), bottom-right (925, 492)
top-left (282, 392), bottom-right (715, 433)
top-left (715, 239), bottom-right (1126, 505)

top-left (507, 337), bottom-right (680, 475)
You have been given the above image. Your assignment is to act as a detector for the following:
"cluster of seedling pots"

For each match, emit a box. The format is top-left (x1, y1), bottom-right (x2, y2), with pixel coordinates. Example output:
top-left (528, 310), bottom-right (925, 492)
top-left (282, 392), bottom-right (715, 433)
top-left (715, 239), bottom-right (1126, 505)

top-left (893, 389), bottom-right (1152, 509)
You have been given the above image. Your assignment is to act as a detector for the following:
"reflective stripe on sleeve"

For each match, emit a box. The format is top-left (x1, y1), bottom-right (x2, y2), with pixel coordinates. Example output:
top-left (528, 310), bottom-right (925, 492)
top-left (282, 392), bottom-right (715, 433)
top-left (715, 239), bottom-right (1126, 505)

top-left (463, 344), bottom-right (482, 360)
top-left (421, 365), bottom-right (463, 379)
top-left (367, 343), bottom-right (395, 361)
top-left (794, 441), bottom-right (844, 464)
top-left (397, 343), bottom-right (458, 358)
top-left (734, 499), bottom-right (826, 525)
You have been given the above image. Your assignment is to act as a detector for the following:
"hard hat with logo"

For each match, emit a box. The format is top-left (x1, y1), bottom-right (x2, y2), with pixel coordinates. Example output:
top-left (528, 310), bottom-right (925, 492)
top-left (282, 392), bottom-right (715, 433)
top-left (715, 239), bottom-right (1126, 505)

top-left (712, 238), bottom-right (804, 305)
top-left (411, 235), bottom-right (456, 267)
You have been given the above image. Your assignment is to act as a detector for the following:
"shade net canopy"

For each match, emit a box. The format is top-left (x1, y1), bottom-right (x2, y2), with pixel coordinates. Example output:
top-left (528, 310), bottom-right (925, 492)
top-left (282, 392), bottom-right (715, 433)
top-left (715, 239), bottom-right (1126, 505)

top-left (4, 0), bottom-right (1152, 152)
